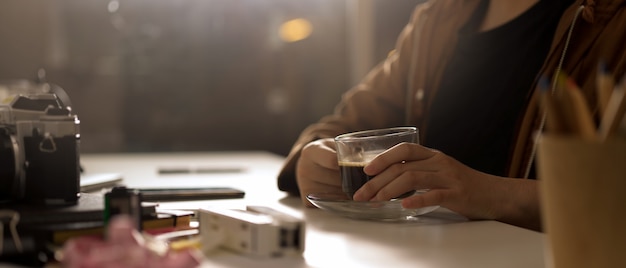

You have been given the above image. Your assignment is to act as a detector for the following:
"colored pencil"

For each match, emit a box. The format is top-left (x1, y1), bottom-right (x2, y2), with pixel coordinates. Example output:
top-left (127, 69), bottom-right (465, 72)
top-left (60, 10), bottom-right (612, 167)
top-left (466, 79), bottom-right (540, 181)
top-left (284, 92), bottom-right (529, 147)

top-left (598, 74), bottom-right (626, 140)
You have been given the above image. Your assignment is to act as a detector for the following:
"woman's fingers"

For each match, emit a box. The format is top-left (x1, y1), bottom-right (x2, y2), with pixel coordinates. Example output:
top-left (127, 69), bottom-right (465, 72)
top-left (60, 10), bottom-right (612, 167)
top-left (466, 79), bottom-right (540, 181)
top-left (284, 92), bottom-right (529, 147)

top-left (353, 165), bottom-right (449, 201)
top-left (301, 138), bottom-right (339, 170)
top-left (364, 143), bottom-right (439, 175)
top-left (296, 138), bottom-right (342, 206)
top-left (401, 189), bottom-right (450, 209)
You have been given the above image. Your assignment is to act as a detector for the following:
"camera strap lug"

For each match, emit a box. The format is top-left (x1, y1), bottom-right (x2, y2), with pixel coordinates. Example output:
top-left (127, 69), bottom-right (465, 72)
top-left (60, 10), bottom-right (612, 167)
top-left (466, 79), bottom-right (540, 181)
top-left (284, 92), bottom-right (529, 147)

top-left (0, 210), bottom-right (23, 255)
top-left (38, 133), bottom-right (57, 153)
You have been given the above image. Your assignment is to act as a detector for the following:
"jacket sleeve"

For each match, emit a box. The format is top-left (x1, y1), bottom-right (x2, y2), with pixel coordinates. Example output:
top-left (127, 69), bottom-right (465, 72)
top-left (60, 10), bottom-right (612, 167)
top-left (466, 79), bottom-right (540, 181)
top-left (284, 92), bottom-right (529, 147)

top-left (277, 5), bottom-right (427, 195)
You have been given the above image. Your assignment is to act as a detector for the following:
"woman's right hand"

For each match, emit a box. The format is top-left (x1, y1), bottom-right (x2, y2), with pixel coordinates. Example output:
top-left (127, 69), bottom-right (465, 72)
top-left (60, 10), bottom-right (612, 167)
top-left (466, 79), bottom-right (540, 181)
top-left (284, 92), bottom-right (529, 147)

top-left (295, 138), bottom-right (342, 206)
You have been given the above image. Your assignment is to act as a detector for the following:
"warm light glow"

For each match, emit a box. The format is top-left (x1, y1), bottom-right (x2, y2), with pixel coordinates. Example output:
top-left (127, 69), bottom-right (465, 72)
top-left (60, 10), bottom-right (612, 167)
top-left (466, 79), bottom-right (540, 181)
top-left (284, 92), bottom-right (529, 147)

top-left (279, 18), bottom-right (313, 43)
top-left (108, 0), bottom-right (120, 13)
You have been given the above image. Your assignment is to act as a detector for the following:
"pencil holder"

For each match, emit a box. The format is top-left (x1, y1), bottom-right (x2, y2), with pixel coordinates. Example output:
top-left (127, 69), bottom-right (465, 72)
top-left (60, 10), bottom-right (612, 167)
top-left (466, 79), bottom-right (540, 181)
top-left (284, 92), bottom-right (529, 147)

top-left (536, 135), bottom-right (626, 268)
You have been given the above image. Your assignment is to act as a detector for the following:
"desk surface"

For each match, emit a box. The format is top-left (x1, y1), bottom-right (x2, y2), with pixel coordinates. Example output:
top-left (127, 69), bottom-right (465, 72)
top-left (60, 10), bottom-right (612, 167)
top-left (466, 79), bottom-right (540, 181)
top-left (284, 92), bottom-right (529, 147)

top-left (81, 151), bottom-right (546, 268)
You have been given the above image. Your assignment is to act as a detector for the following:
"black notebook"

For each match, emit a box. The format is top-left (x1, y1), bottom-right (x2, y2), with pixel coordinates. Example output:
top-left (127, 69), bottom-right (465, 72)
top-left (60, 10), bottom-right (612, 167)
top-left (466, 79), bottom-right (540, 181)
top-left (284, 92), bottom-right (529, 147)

top-left (2, 192), bottom-right (156, 227)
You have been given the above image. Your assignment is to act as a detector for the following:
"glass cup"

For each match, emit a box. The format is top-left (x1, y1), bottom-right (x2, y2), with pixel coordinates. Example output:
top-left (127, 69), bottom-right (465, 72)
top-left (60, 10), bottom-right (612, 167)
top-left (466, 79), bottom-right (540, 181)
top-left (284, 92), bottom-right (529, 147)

top-left (334, 127), bottom-right (418, 199)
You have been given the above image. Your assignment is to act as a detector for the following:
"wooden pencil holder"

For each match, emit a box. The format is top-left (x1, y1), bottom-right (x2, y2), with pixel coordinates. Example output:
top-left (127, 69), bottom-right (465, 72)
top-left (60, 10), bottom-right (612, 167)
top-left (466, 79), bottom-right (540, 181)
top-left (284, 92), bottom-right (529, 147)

top-left (536, 135), bottom-right (626, 268)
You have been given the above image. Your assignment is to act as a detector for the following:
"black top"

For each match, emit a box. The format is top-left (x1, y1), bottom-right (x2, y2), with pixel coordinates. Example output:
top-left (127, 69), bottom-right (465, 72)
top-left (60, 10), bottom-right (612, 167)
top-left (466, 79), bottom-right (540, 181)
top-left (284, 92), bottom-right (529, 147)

top-left (422, 0), bottom-right (573, 176)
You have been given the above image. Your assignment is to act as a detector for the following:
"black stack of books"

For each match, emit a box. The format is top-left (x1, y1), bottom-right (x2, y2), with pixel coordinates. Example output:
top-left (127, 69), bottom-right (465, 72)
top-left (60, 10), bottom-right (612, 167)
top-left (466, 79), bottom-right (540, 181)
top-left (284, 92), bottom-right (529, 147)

top-left (0, 192), bottom-right (193, 266)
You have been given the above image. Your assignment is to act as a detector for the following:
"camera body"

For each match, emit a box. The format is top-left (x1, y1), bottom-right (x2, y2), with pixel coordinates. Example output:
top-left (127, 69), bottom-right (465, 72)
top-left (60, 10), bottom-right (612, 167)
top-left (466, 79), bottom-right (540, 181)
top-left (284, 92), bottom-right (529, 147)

top-left (0, 83), bottom-right (80, 206)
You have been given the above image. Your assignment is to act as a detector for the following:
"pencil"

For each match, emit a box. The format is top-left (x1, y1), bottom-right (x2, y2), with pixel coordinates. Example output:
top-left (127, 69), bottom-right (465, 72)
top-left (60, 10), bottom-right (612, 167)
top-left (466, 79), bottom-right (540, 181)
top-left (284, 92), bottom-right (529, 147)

top-left (598, 74), bottom-right (626, 140)
top-left (596, 61), bottom-right (614, 118)
top-left (562, 77), bottom-right (597, 140)
top-left (538, 76), bottom-right (568, 133)
top-left (551, 73), bottom-right (577, 133)
top-left (551, 73), bottom-right (591, 138)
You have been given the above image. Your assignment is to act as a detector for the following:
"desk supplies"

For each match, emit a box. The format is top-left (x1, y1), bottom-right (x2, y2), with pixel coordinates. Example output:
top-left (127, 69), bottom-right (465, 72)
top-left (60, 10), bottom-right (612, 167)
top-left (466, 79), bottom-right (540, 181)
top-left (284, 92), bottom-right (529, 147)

top-left (0, 193), bottom-right (146, 265)
top-left (0, 192), bottom-right (184, 248)
top-left (246, 205), bottom-right (305, 253)
top-left (104, 186), bottom-right (143, 231)
top-left (540, 72), bottom-right (626, 140)
top-left (596, 62), bottom-right (614, 118)
top-left (1, 193), bottom-right (156, 227)
top-left (139, 187), bottom-right (245, 202)
top-left (158, 166), bottom-right (244, 175)
top-left (80, 172), bottom-right (123, 192)
top-left (562, 77), bottom-right (596, 139)
top-left (537, 68), bottom-right (626, 268)
top-left (198, 206), bottom-right (304, 258)
top-left (50, 208), bottom-right (194, 245)
top-left (536, 136), bottom-right (626, 268)
top-left (598, 75), bottom-right (626, 140)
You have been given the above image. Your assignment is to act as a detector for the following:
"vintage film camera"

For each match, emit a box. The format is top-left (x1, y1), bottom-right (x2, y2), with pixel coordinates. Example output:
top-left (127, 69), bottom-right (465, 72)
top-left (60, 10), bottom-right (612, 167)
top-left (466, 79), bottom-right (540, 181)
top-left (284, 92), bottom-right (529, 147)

top-left (0, 79), bottom-right (80, 206)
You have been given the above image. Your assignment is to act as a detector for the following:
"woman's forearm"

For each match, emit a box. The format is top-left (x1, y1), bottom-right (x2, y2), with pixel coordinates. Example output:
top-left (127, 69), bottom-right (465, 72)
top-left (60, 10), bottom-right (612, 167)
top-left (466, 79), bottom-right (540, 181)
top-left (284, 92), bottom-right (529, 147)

top-left (492, 178), bottom-right (542, 231)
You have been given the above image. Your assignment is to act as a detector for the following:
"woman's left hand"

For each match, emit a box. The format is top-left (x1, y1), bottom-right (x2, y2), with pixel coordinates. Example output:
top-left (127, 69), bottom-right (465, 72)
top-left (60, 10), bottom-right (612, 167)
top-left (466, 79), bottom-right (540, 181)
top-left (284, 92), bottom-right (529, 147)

top-left (352, 142), bottom-right (518, 222)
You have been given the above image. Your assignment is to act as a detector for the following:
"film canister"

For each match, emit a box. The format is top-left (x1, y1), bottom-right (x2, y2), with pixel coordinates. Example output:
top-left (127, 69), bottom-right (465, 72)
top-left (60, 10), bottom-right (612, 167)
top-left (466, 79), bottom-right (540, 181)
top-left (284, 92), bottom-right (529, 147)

top-left (104, 186), bottom-right (143, 232)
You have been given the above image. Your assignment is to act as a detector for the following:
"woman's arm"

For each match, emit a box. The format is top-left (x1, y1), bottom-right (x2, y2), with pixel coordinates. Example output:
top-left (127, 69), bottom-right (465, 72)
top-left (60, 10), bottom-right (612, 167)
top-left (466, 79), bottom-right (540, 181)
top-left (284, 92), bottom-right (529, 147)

top-left (353, 143), bottom-right (542, 231)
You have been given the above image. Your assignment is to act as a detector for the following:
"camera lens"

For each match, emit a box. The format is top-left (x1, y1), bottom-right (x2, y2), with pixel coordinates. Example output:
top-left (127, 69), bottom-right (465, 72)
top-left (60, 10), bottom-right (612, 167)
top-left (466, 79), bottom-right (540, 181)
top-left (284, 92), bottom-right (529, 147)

top-left (0, 129), bottom-right (19, 201)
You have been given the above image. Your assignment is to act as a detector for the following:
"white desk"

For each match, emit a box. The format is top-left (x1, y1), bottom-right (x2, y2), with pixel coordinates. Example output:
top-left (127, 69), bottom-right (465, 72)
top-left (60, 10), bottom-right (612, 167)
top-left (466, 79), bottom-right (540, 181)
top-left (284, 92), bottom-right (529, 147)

top-left (81, 151), bottom-right (546, 268)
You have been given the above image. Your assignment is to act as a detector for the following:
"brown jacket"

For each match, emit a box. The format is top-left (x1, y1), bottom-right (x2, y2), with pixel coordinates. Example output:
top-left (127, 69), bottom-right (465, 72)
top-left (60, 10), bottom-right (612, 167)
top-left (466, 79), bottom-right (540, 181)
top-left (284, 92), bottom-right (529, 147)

top-left (278, 0), bottom-right (626, 195)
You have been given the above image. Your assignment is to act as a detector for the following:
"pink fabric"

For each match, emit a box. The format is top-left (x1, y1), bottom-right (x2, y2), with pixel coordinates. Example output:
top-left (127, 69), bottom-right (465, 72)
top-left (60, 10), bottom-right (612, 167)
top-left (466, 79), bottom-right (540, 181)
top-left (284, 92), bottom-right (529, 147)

top-left (61, 215), bottom-right (202, 268)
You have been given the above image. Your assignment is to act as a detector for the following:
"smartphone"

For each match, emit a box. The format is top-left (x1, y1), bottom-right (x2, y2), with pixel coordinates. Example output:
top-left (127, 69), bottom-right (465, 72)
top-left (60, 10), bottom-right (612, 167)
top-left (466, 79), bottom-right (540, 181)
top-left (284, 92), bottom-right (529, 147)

top-left (80, 172), bottom-right (124, 192)
top-left (138, 187), bottom-right (245, 202)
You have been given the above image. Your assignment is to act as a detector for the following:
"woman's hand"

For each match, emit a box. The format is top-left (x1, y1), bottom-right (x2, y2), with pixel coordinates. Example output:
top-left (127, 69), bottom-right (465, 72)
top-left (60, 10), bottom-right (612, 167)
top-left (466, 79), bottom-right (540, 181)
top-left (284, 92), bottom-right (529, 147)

top-left (295, 138), bottom-right (342, 206)
top-left (352, 142), bottom-right (539, 227)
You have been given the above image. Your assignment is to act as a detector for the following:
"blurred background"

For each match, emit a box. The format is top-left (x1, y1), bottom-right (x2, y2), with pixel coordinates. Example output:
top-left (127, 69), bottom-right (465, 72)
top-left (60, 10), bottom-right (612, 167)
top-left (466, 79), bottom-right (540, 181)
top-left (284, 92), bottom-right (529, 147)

top-left (0, 0), bottom-right (423, 156)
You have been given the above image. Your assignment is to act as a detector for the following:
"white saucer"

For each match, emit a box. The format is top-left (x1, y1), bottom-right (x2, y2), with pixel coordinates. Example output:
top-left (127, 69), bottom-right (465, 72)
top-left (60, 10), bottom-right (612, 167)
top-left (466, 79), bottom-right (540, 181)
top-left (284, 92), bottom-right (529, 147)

top-left (306, 191), bottom-right (439, 221)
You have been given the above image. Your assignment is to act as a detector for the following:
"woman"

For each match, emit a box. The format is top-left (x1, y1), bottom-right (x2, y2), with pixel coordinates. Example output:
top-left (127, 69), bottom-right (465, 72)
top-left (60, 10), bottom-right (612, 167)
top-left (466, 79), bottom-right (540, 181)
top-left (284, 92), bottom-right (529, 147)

top-left (277, 0), bottom-right (626, 231)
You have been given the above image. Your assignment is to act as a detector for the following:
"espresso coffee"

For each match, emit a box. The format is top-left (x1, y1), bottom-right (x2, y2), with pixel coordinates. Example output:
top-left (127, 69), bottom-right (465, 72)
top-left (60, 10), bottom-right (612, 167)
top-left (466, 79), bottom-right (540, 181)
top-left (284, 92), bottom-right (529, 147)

top-left (340, 160), bottom-right (416, 200)
top-left (339, 161), bottom-right (371, 199)
top-left (335, 127), bottom-right (419, 201)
